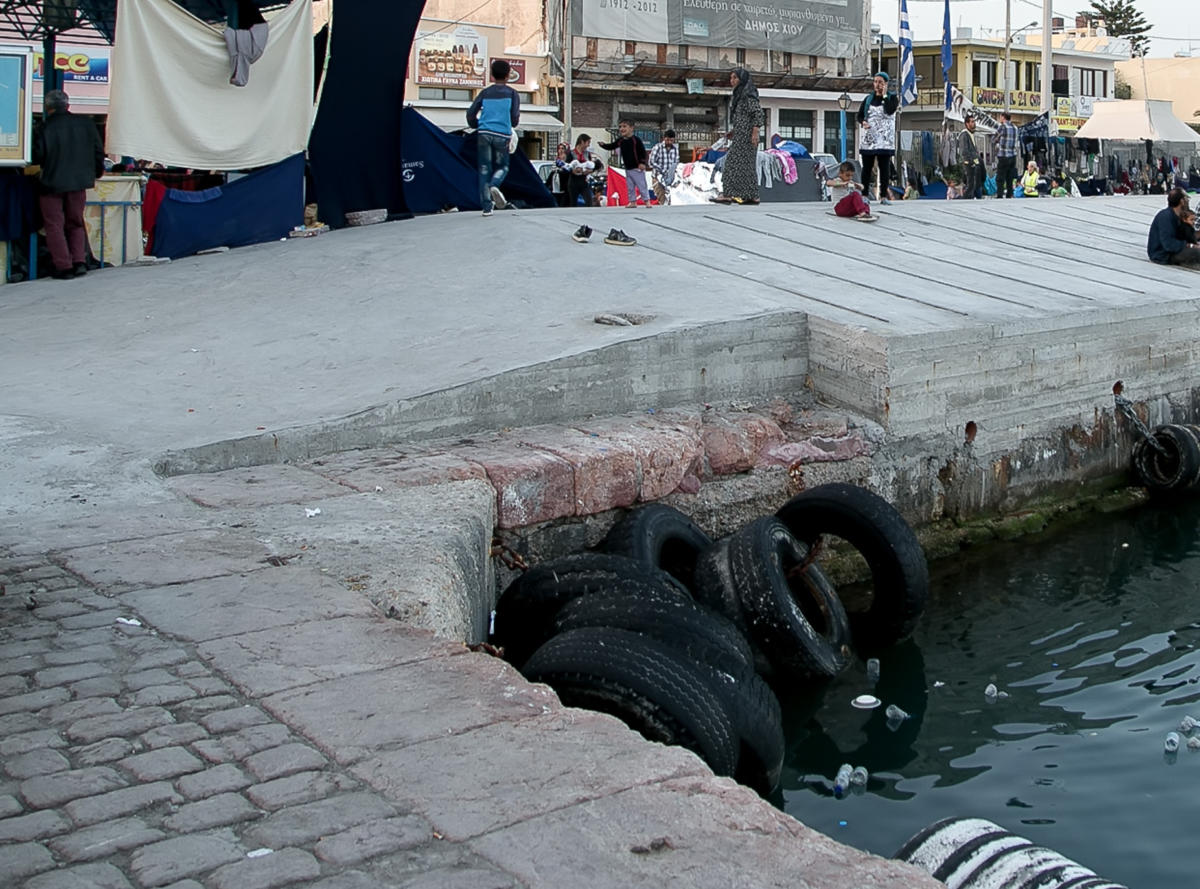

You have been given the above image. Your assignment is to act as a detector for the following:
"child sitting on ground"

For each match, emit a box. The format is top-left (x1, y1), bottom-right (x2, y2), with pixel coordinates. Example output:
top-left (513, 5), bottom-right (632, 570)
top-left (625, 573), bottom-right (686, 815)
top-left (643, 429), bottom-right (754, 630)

top-left (828, 161), bottom-right (876, 220)
top-left (944, 178), bottom-right (962, 200)
top-left (1050, 178), bottom-right (1069, 197)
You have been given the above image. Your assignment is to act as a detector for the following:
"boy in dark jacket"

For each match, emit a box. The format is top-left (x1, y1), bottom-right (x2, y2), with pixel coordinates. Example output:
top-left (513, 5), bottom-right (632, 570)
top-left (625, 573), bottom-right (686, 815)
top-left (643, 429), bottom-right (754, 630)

top-left (33, 89), bottom-right (104, 278)
top-left (600, 120), bottom-right (651, 208)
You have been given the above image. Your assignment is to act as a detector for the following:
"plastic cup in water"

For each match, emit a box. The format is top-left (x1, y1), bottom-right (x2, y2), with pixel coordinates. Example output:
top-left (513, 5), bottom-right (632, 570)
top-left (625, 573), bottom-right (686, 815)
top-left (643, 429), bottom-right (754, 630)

top-left (866, 658), bottom-right (881, 684)
top-left (850, 766), bottom-right (869, 786)
top-left (1180, 715), bottom-right (1197, 735)
top-left (885, 704), bottom-right (908, 720)
top-left (984, 683), bottom-right (998, 699)
top-left (1165, 731), bottom-right (1181, 753)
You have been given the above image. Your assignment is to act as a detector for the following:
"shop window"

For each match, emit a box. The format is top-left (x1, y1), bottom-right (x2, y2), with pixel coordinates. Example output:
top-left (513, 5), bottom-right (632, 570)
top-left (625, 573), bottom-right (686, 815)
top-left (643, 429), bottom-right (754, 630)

top-left (736, 47), bottom-right (746, 65)
top-left (824, 110), bottom-right (843, 158)
top-left (777, 109), bottom-right (814, 148)
top-left (418, 87), bottom-right (472, 101)
top-left (625, 41), bottom-right (636, 56)
top-left (586, 38), bottom-right (597, 60)
top-left (837, 57), bottom-right (846, 76)
top-left (808, 54), bottom-right (818, 73)
top-left (782, 52), bottom-right (792, 70)
top-left (1024, 61), bottom-right (1040, 92)
top-left (916, 54), bottom-right (955, 88)
top-left (1079, 68), bottom-right (1106, 97)
top-left (657, 43), bottom-right (667, 63)
top-left (972, 60), bottom-right (998, 89)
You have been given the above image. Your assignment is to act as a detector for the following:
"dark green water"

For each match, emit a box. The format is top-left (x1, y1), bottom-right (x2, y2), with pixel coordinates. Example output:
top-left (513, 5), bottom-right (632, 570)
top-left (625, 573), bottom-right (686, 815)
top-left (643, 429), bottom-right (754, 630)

top-left (779, 499), bottom-right (1200, 888)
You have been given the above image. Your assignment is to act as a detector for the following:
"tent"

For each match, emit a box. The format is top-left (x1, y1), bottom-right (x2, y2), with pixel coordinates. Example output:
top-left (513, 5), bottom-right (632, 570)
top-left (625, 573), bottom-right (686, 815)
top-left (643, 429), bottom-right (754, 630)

top-left (1074, 99), bottom-right (1200, 144)
top-left (398, 107), bottom-right (554, 213)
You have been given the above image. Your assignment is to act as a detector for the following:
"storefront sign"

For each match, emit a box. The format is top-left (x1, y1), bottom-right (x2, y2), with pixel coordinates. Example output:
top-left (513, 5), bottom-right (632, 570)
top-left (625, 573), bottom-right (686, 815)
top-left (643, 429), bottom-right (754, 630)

top-left (574, 0), bottom-right (866, 58)
top-left (415, 24), bottom-right (487, 88)
top-left (33, 48), bottom-right (109, 83)
top-left (972, 86), bottom-right (1040, 110)
top-left (0, 47), bottom-right (32, 165)
top-left (489, 57), bottom-right (526, 84)
top-left (1053, 115), bottom-right (1088, 132)
top-left (1056, 96), bottom-right (1071, 116)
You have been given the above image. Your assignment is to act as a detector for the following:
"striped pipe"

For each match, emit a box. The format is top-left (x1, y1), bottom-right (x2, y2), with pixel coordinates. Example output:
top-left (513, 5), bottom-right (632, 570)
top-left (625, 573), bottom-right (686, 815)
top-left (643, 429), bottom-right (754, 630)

top-left (895, 817), bottom-right (1127, 889)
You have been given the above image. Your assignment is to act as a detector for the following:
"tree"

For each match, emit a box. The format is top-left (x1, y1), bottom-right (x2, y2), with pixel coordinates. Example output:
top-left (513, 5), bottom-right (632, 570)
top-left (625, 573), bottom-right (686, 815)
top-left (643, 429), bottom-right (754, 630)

top-left (1079, 0), bottom-right (1151, 56)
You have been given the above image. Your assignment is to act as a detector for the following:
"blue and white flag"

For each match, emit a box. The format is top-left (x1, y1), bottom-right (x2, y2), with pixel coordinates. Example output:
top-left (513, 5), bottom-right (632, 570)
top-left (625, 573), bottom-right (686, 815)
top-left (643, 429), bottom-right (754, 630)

top-left (899, 0), bottom-right (918, 107)
top-left (941, 0), bottom-right (953, 109)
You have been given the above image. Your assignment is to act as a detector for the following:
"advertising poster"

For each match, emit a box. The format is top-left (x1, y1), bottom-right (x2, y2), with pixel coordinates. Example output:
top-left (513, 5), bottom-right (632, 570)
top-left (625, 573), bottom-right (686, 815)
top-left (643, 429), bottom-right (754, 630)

top-left (490, 57), bottom-right (526, 84)
top-left (415, 25), bottom-right (487, 88)
top-left (34, 47), bottom-right (110, 83)
top-left (574, 0), bottom-right (865, 59)
top-left (0, 46), bottom-right (32, 166)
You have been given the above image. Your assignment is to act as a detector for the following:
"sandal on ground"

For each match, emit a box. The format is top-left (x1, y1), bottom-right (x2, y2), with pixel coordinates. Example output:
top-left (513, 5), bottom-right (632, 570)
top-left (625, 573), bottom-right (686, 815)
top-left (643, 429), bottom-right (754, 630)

top-left (709, 195), bottom-right (733, 204)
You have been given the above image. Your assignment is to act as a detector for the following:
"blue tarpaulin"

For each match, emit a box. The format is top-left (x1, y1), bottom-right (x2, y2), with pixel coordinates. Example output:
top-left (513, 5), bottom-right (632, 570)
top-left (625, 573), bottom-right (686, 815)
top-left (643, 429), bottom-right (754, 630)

top-left (152, 153), bottom-right (305, 259)
top-left (399, 107), bottom-right (554, 213)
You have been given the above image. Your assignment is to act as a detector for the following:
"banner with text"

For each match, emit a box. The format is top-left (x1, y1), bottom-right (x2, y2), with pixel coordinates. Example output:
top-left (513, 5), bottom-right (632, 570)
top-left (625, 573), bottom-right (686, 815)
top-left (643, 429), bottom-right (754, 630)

top-left (574, 0), bottom-right (865, 58)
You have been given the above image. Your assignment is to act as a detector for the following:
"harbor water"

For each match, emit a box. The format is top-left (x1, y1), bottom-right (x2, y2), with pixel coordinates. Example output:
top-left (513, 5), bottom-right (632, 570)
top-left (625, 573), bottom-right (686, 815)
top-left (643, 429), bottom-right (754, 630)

top-left (779, 498), bottom-right (1200, 887)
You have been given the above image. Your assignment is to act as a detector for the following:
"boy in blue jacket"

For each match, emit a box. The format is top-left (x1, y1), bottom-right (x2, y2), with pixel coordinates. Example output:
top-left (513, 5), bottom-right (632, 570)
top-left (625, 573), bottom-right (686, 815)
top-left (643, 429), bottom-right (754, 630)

top-left (467, 59), bottom-right (521, 216)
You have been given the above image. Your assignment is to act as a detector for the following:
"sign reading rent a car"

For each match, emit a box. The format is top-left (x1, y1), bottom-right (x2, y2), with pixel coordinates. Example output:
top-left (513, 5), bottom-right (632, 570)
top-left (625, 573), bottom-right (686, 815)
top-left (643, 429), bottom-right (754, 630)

top-left (573, 0), bottom-right (866, 58)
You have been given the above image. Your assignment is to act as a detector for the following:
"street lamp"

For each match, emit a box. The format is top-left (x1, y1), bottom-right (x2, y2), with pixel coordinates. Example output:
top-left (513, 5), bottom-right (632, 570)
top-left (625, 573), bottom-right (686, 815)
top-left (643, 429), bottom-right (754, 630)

top-left (837, 91), bottom-right (851, 161)
top-left (1004, 16), bottom-right (1039, 113)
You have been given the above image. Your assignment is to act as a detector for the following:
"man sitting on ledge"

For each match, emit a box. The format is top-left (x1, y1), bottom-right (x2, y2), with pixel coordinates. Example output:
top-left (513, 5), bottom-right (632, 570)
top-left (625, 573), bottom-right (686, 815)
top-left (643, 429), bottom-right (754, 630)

top-left (1148, 187), bottom-right (1200, 268)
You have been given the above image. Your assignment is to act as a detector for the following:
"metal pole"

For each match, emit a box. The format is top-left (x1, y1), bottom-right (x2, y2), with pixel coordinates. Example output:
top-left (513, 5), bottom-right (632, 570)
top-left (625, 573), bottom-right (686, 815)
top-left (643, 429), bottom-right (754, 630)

top-left (562, 0), bottom-right (573, 138)
top-left (43, 32), bottom-right (58, 92)
top-left (1003, 0), bottom-right (1011, 112)
top-left (840, 109), bottom-right (847, 160)
top-left (1040, 0), bottom-right (1052, 113)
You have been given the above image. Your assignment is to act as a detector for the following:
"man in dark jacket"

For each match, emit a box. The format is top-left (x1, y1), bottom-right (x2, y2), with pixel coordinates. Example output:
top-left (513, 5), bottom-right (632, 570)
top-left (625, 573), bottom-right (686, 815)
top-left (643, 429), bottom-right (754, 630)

top-left (1147, 188), bottom-right (1200, 267)
top-left (33, 89), bottom-right (104, 278)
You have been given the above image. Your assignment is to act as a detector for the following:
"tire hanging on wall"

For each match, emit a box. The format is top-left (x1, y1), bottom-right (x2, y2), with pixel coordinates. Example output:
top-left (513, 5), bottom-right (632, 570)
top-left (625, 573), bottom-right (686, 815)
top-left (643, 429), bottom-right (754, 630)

top-left (726, 516), bottom-right (853, 681)
top-left (552, 592), bottom-right (784, 795)
top-left (522, 626), bottom-right (741, 779)
top-left (775, 482), bottom-right (929, 653)
top-left (491, 552), bottom-right (690, 668)
top-left (1131, 424), bottom-right (1200, 495)
top-left (600, 503), bottom-right (714, 593)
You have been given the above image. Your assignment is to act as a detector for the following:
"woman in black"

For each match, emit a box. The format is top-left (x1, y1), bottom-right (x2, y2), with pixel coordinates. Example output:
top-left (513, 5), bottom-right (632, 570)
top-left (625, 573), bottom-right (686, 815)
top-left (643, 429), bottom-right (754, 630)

top-left (711, 67), bottom-right (764, 205)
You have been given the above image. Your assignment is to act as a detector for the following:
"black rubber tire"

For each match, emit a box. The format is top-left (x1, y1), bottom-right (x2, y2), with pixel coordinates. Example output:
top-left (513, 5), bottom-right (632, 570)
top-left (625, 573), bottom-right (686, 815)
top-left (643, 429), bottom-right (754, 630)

top-left (491, 553), bottom-right (690, 668)
top-left (553, 596), bottom-right (783, 793)
top-left (522, 626), bottom-right (740, 778)
top-left (776, 482), bottom-right (929, 652)
top-left (600, 504), bottom-right (713, 592)
top-left (552, 591), bottom-right (755, 669)
top-left (727, 516), bottom-right (852, 681)
top-left (1132, 424), bottom-right (1200, 494)
top-left (692, 537), bottom-right (749, 632)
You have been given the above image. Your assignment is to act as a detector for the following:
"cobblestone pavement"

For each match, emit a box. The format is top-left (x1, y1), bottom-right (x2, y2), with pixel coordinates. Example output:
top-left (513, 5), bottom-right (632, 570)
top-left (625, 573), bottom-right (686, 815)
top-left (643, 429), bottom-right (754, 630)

top-left (0, 548), bottom-right (522, 889)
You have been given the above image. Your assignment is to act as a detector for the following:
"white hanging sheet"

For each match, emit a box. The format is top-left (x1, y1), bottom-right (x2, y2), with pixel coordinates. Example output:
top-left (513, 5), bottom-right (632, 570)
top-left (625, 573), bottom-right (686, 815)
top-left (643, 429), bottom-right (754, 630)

top-left (107, 0), bottom-right (313, 170)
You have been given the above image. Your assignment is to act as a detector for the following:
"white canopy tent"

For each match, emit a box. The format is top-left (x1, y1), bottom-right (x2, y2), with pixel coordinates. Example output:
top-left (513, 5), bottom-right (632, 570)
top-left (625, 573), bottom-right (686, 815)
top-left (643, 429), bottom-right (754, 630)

top-left (1074, 99), bottom-right (1200, 144)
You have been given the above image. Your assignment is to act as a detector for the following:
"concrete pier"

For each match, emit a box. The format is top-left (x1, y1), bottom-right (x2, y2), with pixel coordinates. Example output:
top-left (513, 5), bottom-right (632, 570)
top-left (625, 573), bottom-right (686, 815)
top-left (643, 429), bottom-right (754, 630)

top-left (0, 194), bottom-right (1186, 887)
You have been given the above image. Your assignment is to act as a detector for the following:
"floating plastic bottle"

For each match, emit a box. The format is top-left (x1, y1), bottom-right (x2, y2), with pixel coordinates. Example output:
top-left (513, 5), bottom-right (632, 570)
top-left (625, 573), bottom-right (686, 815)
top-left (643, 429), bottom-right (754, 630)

top-left (866, 658), bottom-right (881, 685)
top-left (850, 766), bottom-right (869, 786)
top-left (1165, 731), bottom-right (1181, 753)
top-left (1180, 715), bottom-right (1197, 735)
top-left (833, 763), bottom-right (853, 796)
top-left (885, 704), bottom-right (909, 720)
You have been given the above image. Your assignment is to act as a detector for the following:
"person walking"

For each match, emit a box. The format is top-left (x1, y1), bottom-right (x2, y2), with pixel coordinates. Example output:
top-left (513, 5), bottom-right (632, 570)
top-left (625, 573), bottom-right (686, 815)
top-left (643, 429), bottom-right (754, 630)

top-left (649, 128), bottom-right (679, 206)
top-left (993, 111), bottom-right (1020, 199)
top-left (1147, 187), bottom-right (1200, 267)
top-left (32, 89), bottom-right (104, 279)
top-left (600, 121), bottom-right (651, 208)
top-left (466, 58), bottom-right (520, 217)
top-left (711, 67), bottom-right (764, 205)
top-left (958, 114), bottom-right (983, 199)
top-left (549, 142), bottom-right (571, 207)
top-left (857, 72), bottom-right (899, 204)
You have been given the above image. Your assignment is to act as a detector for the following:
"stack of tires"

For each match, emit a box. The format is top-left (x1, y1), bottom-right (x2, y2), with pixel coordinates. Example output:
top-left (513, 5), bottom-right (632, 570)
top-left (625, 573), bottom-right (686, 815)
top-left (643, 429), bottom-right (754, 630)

top-left (1131, 423), bottom-right (1200, 496)
top-left (490, 483), bottom-right (929, 797)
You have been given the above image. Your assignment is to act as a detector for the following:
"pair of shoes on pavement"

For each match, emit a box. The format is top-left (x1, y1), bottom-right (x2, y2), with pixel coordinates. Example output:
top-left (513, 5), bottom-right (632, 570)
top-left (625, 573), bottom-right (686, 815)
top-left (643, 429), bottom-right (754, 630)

top-left (572, 225), bottom-right (635, 246)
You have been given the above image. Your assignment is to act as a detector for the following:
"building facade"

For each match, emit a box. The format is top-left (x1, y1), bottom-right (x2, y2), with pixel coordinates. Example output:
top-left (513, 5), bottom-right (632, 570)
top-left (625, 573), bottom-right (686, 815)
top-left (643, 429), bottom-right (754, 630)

top-left (1115, 56), bottom-right (1200, 136)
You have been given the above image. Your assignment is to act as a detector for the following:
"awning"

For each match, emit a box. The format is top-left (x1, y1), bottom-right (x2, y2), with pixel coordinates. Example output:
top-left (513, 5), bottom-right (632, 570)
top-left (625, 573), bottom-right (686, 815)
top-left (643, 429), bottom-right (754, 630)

top-left (1074, 99), bottom-right (1200, 144)
top-left (519, 111), bottom-right (564, 131)
top-left (411, 106), bottom-right (564, 133)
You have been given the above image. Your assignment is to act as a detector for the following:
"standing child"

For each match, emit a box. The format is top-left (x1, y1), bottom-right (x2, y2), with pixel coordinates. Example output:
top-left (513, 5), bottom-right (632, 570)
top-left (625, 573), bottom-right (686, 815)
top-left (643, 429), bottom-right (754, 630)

top-left (600, 120), bottom-right (651, 208)
top-left (828, 161), bottom-right (876, 221)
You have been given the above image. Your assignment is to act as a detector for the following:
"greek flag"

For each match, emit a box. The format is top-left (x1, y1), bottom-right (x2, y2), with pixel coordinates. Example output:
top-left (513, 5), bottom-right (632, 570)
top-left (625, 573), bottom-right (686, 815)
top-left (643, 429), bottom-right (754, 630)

top-left (899, 0), bottom-right (918, 106)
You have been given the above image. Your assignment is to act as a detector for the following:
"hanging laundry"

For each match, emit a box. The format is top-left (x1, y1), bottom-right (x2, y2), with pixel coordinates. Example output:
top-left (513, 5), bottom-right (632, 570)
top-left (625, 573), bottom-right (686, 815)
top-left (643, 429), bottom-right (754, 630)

top-left (224, 0), bottom-right (269, 87)
top-left (108, 0), bottom-right (312, 170)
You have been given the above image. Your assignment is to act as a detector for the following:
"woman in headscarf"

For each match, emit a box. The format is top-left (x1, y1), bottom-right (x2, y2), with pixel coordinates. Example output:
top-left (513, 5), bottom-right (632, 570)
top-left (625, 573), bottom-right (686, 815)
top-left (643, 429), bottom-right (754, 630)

top-left (857, 72), bottom-right (899, 204)
top-left (712, 67), bottom-right (764, 205)
top-left (549, 142), bottom-right (571, 207)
